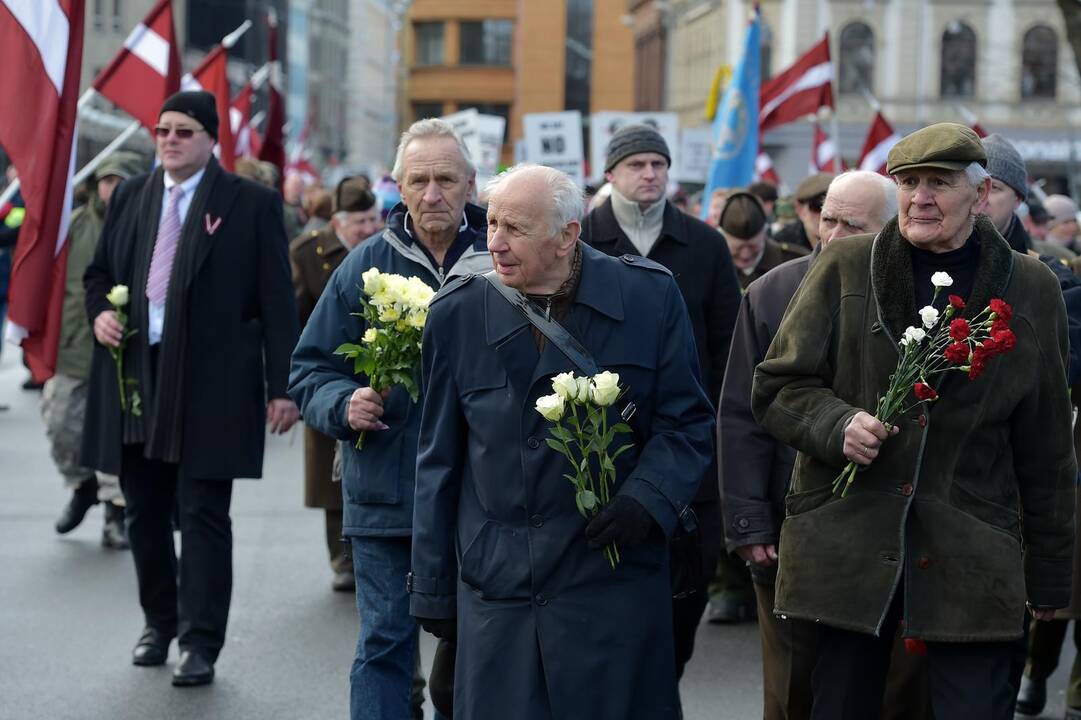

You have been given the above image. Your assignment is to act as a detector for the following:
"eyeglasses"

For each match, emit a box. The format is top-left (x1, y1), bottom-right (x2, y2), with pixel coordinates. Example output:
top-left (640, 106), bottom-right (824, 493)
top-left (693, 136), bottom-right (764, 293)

top-left (153, 126), bottom-right (203, 139)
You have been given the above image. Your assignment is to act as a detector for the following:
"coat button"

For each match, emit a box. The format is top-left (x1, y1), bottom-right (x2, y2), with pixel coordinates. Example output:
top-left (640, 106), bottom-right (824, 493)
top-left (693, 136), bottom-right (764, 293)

top-left (917, 414), bottom-right (927, 427)
top-left (530, 514), bottom-right (544, 528)
top-left (738, 518), bottom-right (750, 529)
top-left (322, 262), bottom-right (331, 270)
top-left (918, 556), bottom-right (931, 570)
top-left (901, 483), bottom-right (914, 497)
top-left (535, 593), bottom-right (548, 606)
top-left (527, 437), bottom-right (540, 449)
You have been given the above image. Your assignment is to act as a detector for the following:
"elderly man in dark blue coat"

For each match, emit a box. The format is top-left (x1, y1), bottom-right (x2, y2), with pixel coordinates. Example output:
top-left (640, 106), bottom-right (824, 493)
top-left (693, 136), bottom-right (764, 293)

top-left (409, 164), bottom-right (715, 719)
top-left (289, 118), bottom-right (492, 719)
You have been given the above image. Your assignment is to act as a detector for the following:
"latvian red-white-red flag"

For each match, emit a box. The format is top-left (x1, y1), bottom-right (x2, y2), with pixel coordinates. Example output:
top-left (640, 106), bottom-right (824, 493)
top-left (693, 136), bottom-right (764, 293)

top-left (858, 111), bottom-right (901, 175)
top-left (257, 9), bottom-right (285, 180)
top-left (182, 45), bottom-right (236, 170)
top-left (810, 122), bottom-right (847, 174)
top-left (231, 80), bottom-right (259, 158)
top-left (753, 151), bottom-right (781, 186)
top-left (92, 0), bottom-right (180, 130)
top-left (759, 34), bottom-right (833, 133)
top-left (1, 0), bottom-right (85, 381)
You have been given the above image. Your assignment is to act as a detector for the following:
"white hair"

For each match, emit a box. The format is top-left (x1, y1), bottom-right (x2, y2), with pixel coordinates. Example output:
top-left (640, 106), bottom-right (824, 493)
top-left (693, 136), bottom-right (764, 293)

top-left (390, 118), bottom-right (475, 182)
top-left (484, 163), bottom-right (584, 236)
top-left (963, 161), bottom-right (991, 188)
top-left (829, 170), bottom-right (898, 225)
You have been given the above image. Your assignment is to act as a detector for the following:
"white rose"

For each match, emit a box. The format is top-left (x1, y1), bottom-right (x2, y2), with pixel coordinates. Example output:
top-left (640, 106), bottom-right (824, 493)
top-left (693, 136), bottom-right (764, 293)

top-left (574, 376), bottom-right (592, 403)
top-left (900, 326), bottom-right (926, 346)
top-left (535, 393), bottom-right (565, 422)
top-left (106, 284), bottom-right (129, 307)
top-left (551, 372), bottom-right (578, 401)
top-left (919, 306), bottom-right (939, 329)
top-left (590, 371), bottom-right (621, 407)
top-left (931, 272), bottom-right (953, 288)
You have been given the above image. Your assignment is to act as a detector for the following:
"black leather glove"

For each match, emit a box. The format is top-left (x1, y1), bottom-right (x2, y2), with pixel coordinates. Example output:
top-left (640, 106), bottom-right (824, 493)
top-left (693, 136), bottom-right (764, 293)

top-left (417, 616), bottom-right (457, 642)
top-left (584, 495), bottom-right (656, 550)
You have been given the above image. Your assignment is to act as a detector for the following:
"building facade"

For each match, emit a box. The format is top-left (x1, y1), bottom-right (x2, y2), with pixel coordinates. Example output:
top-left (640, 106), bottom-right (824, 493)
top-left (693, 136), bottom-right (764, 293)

top-left (651, 0), bottom-right (1081, 193)
top-left (400, 0), bottom-right (635, 165)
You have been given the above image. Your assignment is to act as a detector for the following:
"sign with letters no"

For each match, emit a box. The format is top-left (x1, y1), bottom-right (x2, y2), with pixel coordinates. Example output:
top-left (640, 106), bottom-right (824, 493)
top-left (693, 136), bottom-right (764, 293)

top-left (522, 111), bottom-right (585, 187)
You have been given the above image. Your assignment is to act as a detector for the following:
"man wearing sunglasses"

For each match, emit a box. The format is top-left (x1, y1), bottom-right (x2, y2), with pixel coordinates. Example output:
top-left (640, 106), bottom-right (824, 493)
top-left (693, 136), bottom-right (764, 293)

top-left (82, 90), bottom-right (300, 687)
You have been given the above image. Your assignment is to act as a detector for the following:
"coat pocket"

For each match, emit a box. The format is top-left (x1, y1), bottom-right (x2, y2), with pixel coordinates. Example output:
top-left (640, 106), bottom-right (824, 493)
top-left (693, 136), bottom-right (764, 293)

top-left (459, 519), bottom-right (531, 600)
top-left (784, 483), bottom-right (835, 517)
top-left (948, 481), bottom-right (1021, 538)
top-left (342, 431), bottom-right (404, 505)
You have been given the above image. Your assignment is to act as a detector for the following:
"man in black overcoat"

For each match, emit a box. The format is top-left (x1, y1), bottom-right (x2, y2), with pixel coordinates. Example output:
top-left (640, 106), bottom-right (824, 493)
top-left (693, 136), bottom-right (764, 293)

top-left (82, 91), bottom-right (299, 686)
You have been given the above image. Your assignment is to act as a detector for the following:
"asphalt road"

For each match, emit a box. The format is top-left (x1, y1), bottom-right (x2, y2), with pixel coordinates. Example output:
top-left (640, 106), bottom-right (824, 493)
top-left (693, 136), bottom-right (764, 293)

top-left (0, 347), bottom-right (1073, 719)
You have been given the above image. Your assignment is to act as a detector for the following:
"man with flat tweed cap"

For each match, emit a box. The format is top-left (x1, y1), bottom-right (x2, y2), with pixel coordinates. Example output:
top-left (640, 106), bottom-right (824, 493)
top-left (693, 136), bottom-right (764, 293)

top-left (82, 90), bottom-right (300, 687)
top-left (289, 176), bottom-right (381, 593)
top-left (718, 191), bottom-right (808, 292)
top-left (46, 151), bottom-right (145, 550)
top-left (580, 122), bottom-right (742, 685)
top-left (773, 172), bottom-right (833, 251)
top-left (753, 121), bottom-right (1075, 718)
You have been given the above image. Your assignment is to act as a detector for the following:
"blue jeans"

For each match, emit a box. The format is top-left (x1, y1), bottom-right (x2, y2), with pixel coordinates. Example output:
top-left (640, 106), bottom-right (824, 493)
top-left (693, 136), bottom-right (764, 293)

top-left (350, 536), bottom-right (418, 720)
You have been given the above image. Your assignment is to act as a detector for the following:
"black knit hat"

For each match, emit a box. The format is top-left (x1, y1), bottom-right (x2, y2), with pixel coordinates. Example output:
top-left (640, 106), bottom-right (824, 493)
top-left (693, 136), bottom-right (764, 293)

top-left (159, 90), bottom-right (218, 139)
top-left (604, 124), bottom-right (671, 172)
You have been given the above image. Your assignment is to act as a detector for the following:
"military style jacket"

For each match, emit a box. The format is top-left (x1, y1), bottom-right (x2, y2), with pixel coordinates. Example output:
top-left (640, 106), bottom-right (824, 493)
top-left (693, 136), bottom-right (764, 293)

top-left (409, 245), bottom-right (715, 719)
top-left (752, 216), bottom-right (1076, 641)
top-left (289, 225), bottom-right (350, 327)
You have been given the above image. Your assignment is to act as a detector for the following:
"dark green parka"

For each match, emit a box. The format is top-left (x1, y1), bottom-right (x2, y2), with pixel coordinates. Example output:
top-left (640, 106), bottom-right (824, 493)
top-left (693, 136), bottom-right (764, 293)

top-left (752, 216), bottom-right (1076, 641)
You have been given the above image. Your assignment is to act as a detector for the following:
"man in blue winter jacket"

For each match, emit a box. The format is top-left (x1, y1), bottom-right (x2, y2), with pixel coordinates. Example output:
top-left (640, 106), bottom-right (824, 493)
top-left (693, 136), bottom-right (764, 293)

top-left (288, 118), bottom-right (491, 720)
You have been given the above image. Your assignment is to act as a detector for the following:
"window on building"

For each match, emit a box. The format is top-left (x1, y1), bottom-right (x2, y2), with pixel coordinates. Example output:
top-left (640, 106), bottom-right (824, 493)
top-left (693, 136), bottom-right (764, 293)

top-left (459, 20), bottom-right (513, 66)
top-left (413, 102), bottom-right (444, 121)
top-left (1022, 25), bottom-right (1058, 99)
top-left (635, 26), bottom-right (665, 110)
top-left (415, 22), bottom-right (444, 66)
top-left (940, 21), bottom-right (976, 98)
top-left (760, 22), bottom-right (773, 81)
top-left (93, 0), bottom-right (104, 31)
top-left (112, 0), bottom-right (122, 32)
top-left (839, 22), bottom-right (874, 95)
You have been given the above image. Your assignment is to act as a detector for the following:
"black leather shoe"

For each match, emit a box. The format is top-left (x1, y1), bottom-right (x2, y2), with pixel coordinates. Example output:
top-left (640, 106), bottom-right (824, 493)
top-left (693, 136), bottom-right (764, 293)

top-left (55, 479), bottom-right (99, 534)
top-left (706, 595), bottom-right (754, 624)
top-left (101, 503), bottom-right (129, 549)
top-left (172, 650), bottom-right (214, 687)
top-left (1015, 675), bottom-right (1047, 716)
top-left (132, 627), bottom-right (173, 666)
top-left (331, 569), bottom-right (355, 592)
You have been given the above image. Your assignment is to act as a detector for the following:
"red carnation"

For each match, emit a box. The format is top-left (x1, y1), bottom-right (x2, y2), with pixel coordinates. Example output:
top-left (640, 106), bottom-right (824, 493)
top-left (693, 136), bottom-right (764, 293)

top-left (989, 299), bottom-right (1013, 322)
top-left (969, 345), bottom-right (990, 378)
top-left (913, 382), bottom-right (938, 401)
top-left (990, 318), bottom-right (1009, 336)
top-left (944, 341), bottom-right (970, 364)
top-left (992, 328), bottom-right (1016, 352)
top-left (948, 295), bottom-right (966, 310)
top-left (904, 638), bottom-right (928, 657)
top-left (949, 318), bottom-right (971, 341)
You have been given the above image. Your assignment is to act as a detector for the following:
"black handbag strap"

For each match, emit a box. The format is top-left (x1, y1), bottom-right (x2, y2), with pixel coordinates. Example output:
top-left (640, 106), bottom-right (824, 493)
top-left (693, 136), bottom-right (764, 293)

top-left (483, 271), bottom-right (635, 423)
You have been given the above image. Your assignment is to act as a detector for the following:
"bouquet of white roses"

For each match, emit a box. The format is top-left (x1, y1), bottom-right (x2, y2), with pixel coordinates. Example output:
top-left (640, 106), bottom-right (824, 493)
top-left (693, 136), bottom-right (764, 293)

top-left (334, 268), bottom-right (435, 448)
top-left (105, 285), bottom-right (141, 416)
top-left (535, 370), bottom-right (634, 569)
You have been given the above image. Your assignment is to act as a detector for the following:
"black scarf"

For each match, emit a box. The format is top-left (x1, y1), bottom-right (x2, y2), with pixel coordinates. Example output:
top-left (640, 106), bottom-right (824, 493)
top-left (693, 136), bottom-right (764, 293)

top-left (123, 158), bottom-right (220, 463)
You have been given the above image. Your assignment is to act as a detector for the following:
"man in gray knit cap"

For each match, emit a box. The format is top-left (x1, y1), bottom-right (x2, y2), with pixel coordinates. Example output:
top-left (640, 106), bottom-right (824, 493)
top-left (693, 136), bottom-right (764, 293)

top-left (982, 134), bottom-right (1076, 263)
top-left (580, 123), bottom-right (742, 690)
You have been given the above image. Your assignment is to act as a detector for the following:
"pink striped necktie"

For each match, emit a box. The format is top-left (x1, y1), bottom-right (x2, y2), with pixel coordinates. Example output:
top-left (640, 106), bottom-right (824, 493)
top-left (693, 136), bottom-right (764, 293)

top-left (146, 184), bottom-right (184, 305)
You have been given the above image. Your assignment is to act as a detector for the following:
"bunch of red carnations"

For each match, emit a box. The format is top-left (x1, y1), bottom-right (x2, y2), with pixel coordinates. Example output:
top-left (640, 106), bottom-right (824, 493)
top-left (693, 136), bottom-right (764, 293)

top-left (832, 271), bottom-right (1017, 496)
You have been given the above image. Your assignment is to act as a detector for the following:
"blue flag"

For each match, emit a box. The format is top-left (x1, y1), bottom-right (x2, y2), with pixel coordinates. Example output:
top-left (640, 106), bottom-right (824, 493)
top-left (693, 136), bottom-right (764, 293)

top-left (701, 9), bottom-right (761, 220)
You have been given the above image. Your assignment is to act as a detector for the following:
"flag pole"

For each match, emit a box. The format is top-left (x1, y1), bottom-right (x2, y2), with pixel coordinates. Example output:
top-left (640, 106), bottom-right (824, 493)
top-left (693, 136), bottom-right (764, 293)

top-left (830, 110), bottom-right (841, 174)
top-left (72, 120), bottom-right (143, 186)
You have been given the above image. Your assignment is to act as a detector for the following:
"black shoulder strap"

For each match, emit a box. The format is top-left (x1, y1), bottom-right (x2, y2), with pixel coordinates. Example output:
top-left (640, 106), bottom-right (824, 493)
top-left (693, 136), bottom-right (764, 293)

top-left (483, 271), bottom-right (636, 423)
top-left (483, 271), bottom-right (600, 375)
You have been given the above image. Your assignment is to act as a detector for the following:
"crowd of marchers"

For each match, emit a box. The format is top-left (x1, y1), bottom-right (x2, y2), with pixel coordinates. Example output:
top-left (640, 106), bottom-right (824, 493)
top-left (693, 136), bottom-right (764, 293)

top-left (7, 89), bottom-right (1081, 720)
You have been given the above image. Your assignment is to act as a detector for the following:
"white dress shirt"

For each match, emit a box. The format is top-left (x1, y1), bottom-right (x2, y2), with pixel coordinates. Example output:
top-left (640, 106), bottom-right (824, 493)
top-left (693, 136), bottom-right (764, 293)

top-left (149, 168), bottom-right (205, 344)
